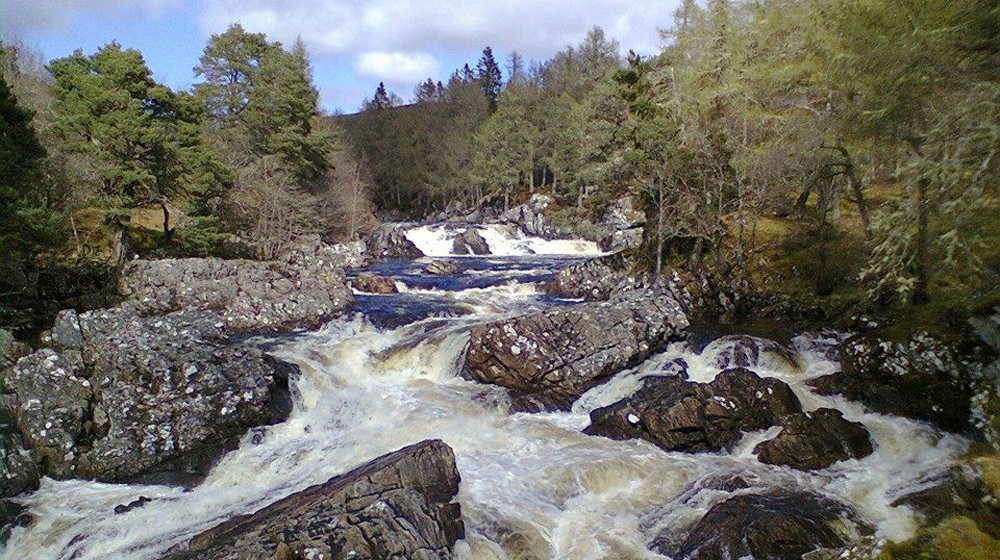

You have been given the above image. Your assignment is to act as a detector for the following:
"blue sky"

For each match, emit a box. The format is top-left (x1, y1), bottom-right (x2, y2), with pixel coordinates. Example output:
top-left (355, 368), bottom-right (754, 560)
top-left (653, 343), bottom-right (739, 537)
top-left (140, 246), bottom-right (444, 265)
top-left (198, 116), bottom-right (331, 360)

top-left (1, 0), bottom-right (676, 113)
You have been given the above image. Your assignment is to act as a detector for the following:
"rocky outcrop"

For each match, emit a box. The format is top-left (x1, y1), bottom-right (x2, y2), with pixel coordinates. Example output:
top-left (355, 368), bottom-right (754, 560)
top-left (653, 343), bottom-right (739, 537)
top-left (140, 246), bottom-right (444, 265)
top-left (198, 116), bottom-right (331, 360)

top-left (500, 194), bottom-right (552, 237)
top-left (2, 307), bottom-right (294, 484)
top-left (599, 195), bottom-right (645, 252)
top-left (710, 335), bottom-right (800, 372)
top-left (584, 368), bottom-right (801, 453)
top-left (119, 235), bottom-right (354, 333)
top-left (452, 229), bottom-right (491, 255)
top-left (365, 224), bottom-right (425, 259)
top-left (462, 287), bottom-right (689, 411)
top-left (352, 272), bottom-right (399, 294)
top-left (545, 252), bottom-right (631, 301)
top-left (160, 440), bottom-right (464, 560)
top-left (754, 408), bottom-right (874, 470)
top-left (811, 330), bottom-right (974, 432)
top-left (0, 328), bottom-right (37, 537)
top-left (426, 259), bottom-right (462, 275)
top-left (659, 493), bottom-right (862, 560)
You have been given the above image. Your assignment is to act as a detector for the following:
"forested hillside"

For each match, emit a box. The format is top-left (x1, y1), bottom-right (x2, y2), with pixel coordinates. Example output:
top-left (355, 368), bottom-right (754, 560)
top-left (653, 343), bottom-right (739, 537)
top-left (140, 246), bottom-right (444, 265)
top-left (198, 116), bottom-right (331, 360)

top-left (346, 0), bottom-right (1000, 323)
top-left (0, 25), bottom-right (375, 330)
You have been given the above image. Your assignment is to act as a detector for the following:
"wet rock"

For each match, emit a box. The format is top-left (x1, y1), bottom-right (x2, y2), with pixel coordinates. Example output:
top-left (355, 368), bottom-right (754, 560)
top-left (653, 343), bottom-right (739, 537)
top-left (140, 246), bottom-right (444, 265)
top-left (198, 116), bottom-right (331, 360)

top-left (660, 493), bottom-right (862, 560)
top-left (890, 462), bottom-right (1000, 529)
top-left (2, 305), bottom-right (295, 484)
top-left (584, 368), bottom-right (801, 453)
top-left (119, 235), bottom-right (354, 333)
top-left (811, 330), bottom-right (974, 432)
top-left (426, 259), bottom-right (462, 275)
top-left (711, 335), bottom-right (800, 372)
top-left (159, 440), bottom-right (464, 560)
top-left (351, 272), bottom-right (399, 294)
top-left (115, 495), bottom-right (153, 514)
top-left (754, 408), bottom-right (874, 470)
top-left (365, 224), bottom-right (425, 259)
top-left (0, 401), bottom-right (39, 541)
top-left (463, 287), bottom-right (689, 411)
top-left (452, 229), bottom-right (491, 255)
top-left (545, 252), bottom-right (631, 301)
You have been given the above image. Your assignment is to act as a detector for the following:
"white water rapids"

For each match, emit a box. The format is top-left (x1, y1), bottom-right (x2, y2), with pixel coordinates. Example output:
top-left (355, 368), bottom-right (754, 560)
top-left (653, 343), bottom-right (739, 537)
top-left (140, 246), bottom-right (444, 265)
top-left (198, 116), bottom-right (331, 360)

top-left (1, 226), bottom-right (968, 560)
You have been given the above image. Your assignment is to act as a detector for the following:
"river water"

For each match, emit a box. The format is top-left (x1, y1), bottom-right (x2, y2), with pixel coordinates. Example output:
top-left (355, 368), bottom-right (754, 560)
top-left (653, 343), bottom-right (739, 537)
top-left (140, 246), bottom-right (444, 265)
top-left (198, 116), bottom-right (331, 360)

top-left (2, 225), bottom-right (968, 560)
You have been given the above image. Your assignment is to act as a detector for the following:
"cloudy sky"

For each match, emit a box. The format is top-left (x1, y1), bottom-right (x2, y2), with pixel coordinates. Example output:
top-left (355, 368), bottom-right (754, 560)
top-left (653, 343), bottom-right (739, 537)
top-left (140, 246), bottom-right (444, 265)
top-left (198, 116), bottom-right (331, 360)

top-left (1, 0), bottom-right (678, 112)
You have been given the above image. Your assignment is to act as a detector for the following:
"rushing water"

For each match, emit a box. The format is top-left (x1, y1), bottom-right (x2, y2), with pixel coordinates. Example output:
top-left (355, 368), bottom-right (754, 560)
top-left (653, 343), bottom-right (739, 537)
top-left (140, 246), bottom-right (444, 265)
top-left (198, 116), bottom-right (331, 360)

top-left (2, 225), bottom-right (968, 560)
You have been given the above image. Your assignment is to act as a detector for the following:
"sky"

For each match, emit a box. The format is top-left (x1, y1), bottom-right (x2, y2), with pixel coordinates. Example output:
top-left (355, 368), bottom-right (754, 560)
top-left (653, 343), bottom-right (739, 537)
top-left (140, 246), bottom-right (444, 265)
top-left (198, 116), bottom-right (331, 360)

top-left (0, 0), bottom-right (679, 113)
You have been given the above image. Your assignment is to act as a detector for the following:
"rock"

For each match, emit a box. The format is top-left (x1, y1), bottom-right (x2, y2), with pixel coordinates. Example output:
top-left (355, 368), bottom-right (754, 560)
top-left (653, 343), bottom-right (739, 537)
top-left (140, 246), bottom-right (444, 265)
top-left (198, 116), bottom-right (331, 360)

top-left (365, 224), bottom-right (424, 259)
top-left (2, 305), bottom-right (295, 484)
top-left (452, 229), bottom-right (491, 255)
top-left (811, 330), bottom-right (974, 432)
top-left (0, 401), bottom-right (38, 541)
top-left (114, 495), bottom-right (153, 514)
top-left (119, 235), bottom-right (354, 334)
top-left (754, 408), bottom-right (874, 470)
top-left (891, 463), bottom-right (1000, 529)
top-left (660, 493), bottom-right (863, 560)
top-left (601, 228), bottom-right (644, 252)
top-left (426, 259), bottom-right (461, 275)
top-left (599, 195), bottom-right (645, 251)
top-left (462, 287), bottom-right (689, 411)
top-left (546, 252), bottom-right (631, 301)
top-left (160, 440), bottom-right (464, 560)
top-left (710, 335), bottom-right (800, 372)
top-left (351, 272), bottom-right (399, 294)
top-left (584, 368), bottom-right (801, 452)
top-left (0, 329), bottom-right (30, 370)
top-left (501, 194), bottom-right (551, 237)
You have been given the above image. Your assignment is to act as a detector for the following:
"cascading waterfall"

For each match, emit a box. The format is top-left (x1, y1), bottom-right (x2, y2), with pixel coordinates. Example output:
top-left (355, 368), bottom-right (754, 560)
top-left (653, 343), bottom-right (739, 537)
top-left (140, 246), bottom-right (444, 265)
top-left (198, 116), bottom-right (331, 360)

top-left (404, 224), bottom-right (604, 257)
top-left (1, 227), bottom-right (967, 560)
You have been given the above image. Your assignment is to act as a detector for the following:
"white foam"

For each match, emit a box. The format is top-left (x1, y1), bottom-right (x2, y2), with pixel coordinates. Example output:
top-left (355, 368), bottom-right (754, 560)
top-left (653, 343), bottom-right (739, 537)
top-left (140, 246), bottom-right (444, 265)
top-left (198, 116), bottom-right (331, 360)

top-left (405, 224), bottom-right (603, 257)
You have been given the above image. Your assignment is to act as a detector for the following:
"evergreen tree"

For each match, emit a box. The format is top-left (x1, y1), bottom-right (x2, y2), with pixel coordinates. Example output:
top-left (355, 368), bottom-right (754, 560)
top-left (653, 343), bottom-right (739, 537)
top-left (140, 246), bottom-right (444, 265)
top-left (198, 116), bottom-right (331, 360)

top-left (193, 23), bottom-right (273, 126)
top-left (49, 43), bottom-right (229, 232)
top-left (0, 74), bottom-right (61, 267)
top-left (243, 38), bottom-right (330, 188)
top-left (476, 47), bottom-right (503, 111)
top-left (370, 82), bottom-right (392, 109)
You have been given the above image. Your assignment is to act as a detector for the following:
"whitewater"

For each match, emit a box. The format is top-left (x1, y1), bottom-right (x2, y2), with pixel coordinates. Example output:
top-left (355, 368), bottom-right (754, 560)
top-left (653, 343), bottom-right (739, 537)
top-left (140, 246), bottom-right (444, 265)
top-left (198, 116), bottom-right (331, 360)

top-left (1, 225), bottom-right (966, 560)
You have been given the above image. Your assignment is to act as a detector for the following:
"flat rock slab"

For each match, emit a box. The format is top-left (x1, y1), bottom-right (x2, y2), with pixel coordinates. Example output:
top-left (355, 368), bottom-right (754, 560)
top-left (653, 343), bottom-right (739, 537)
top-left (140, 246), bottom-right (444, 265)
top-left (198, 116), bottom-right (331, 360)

top-left (119, 235), bottom-right (354, 334)
top-left (160, 439), bottom-right (464, 560)
top-left (462, 288), bottom-right (688, 411)
top-left (585, 368), bottom-right (801, 453)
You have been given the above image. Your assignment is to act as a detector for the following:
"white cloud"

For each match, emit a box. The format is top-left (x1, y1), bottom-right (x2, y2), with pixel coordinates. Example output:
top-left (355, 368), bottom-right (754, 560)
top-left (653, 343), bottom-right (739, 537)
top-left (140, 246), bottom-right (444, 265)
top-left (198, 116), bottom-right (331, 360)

top-left (0, 0), bottom-right (177, 36)
top-left (356, 51), bottom-right (441, 86)
top-left (197, 0), bottom-right (675, 64)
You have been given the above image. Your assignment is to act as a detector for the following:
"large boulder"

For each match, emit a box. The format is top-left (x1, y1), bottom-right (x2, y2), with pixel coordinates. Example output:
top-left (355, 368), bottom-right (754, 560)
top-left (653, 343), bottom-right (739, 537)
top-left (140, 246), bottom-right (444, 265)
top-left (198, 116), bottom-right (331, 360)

top-left (426, 259), bottom-right (462, 275)
top-left (599, 195), bottom-right (645, 252)
top-left (709, 335), bottom-right (801, 372)
top-left (351, 272), bottom-right (399, 294)
top-left (160, 440), bottom-right (464, 560)
top-left (462, 287), bottom-right (688, 411)
top-left (365, 224), bottom-right (424, 259)
top-left (659, 493), bottom-right (863, 560)
top-left (2, 307), bottom-right (294, 484)
top-left (119, 235), bottom-right (354, 333)
top-left (754, 408), bottom-right (874, 470)
top-left (811, 330), bottom-right (975, 432)
top-left (584, 368), bottom-right (801, 453)
top-left (452, 229), bottom-right (491, 255)
top-left (545, 252), bottom-right (632, 301)
top-left (0, 328), bottom-right (38, 538)
top-left (500, 194), bottom-right (552, 237)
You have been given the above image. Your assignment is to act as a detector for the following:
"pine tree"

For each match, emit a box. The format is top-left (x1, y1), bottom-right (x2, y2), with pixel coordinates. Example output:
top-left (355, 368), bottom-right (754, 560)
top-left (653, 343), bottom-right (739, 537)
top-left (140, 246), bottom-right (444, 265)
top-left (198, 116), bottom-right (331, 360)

top-left (49, 43), bottom-right (228, 233)
top-left (193, 23), bottom-right (272, 126)
top-left (243, 38), bottom-right (330, 188)
top-left (0, 74), bottom-right (62, 267)
top-left (477, 47), bottom-right (504, 111)
top-left (370, 82), bottom-right (392, 109)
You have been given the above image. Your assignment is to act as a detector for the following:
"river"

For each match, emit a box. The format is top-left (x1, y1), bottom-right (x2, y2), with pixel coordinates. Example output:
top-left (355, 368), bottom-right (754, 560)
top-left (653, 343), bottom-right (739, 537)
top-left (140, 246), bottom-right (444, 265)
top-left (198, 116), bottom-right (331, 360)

top-left (2, 224), bottom-right (968, 560)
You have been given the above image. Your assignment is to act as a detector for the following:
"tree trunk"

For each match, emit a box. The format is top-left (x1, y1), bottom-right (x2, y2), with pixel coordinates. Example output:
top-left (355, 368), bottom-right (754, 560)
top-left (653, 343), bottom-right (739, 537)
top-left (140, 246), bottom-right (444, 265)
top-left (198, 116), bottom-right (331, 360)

top-left (913, 177), bottom-right (931, 305)
top-left (529, 149), bottom-right (536, 194)
top-left (795, 183), bottom-right (812, 215)
top-left (688, 237), bottom-right (704, 272)
top-left (655, 181), bottom-right (664, 281)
